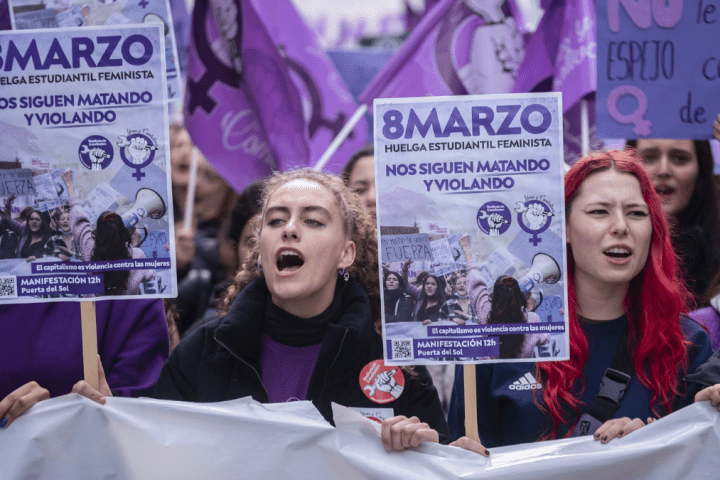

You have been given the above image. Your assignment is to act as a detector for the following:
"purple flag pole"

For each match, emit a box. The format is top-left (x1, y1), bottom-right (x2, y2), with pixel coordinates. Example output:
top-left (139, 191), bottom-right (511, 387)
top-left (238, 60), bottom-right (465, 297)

top-left (313, 104), bottom-right (368, 172)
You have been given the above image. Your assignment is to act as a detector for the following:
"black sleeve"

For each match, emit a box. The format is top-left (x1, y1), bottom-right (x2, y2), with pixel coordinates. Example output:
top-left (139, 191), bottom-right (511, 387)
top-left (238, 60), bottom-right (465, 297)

top-left (401, 365), bottom-right (452, 444)
top-left (685, 349), bottom-right (720, 390)
top-left (150, 325), bottom-right (211, 401)
top-left (399, 296), bottom-right (415, 322)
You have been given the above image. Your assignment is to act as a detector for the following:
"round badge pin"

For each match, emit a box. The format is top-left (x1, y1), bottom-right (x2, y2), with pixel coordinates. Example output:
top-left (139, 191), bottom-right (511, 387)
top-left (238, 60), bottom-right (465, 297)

top-left (359, 359), bottom-right (405, 404)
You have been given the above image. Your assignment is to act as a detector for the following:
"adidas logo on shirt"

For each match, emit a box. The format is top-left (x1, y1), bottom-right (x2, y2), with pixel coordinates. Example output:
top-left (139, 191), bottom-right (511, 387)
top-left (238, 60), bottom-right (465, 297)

top-left (509, 372), bottom-right (542, 390)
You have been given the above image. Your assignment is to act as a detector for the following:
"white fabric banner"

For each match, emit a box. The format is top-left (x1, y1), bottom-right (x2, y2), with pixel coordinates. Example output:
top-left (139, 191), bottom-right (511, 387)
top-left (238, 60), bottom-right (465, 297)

top-left (1, 395), bottom-right (719, 479)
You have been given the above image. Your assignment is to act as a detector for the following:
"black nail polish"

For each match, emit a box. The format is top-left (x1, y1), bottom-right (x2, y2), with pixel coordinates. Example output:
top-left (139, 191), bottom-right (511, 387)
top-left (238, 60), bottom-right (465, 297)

top-left (601, 435), bottom-right (607, 442)
top-left (484, 449), bottom-right (490, 456)
top-left (618, 430), bottom-right (624, 436)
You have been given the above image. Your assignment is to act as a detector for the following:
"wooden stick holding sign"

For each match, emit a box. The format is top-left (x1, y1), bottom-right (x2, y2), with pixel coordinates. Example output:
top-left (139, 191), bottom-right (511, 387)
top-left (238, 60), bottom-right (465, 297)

top-left (80, 301), bottom-right (99, 390)
top-left (463, 364), bottom-right (480, 442)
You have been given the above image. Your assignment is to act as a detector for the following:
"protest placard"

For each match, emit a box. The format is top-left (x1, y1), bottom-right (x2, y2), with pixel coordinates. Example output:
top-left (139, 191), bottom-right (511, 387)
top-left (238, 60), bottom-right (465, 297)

top-left (429, 237), bottom-right (457, 276)
top-left (0, 169), bottom-right (36, 196)
top-left (33, 172), bottom-right (61, 211)
top-left (375, 93), bottom-right (568, 365)
top-left (0, 25), bottom-right (176, 303)
top-left (380, 233), bottom-right (432, 264)
top-left (596, 1), bottom-right (720, 139)
top-left (8, 0), bottom-right (182, 102)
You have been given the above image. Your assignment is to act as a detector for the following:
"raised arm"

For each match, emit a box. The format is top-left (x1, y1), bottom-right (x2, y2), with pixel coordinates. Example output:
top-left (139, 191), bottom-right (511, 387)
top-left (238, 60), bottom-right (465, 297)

top-left (62, 169), bottom-right (76, 198)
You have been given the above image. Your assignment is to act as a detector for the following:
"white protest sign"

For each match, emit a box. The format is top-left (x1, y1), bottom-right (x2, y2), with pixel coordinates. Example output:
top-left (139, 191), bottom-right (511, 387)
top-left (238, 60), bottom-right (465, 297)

top-left (80, 182), bottom-right (122, 226)
top-left (33, 172), bottom-right (61, 211)
top-left (429, 237), bottom-right (457, 276)
top-left (381, 233), bottom-right (432, 264)
top-left (375, 93), bottom-right (568, 365)
top-left (0, 169), bottom-right (37, 197)
top-left (0, 26), bottom-right (176, 303)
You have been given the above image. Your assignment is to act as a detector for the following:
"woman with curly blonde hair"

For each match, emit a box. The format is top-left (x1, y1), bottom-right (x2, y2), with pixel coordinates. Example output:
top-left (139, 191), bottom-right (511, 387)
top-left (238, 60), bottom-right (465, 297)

top-left (218, 169), bottom-right (381, 329)
top-left (74, 168), bottom-right (450, 452)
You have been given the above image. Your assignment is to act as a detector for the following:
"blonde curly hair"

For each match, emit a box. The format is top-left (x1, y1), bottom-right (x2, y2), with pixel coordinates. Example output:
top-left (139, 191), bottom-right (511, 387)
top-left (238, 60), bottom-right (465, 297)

top-left (218, 168), bottom-right (380, 328)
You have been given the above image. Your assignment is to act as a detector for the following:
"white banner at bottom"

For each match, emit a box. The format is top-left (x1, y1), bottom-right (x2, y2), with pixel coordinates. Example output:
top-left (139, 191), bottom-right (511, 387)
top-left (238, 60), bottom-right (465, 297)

top-left (1, 395), bottom-right (719, 479)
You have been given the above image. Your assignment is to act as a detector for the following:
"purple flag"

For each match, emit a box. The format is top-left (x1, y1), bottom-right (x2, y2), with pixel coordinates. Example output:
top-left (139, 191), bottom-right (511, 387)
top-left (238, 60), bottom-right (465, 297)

top-left (359, 0), bottom-right (525, 108)
top-left (512, 0), bottom-right (598, 163)
top-left (513, 0), bottom-right (596, 113)
top-left (552, 0), bottom-right (596, 112)
top-left (184, 0), bottom-right (309, 193)
top-left (511, 0), bottom-right (565, 95)
top-left (251, 0), bottom-right (368, 174)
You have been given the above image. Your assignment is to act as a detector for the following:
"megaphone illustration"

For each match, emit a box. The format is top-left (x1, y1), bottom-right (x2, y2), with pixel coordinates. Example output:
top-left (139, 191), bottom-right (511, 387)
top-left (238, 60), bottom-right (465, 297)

top-left (122, 188), bottom-right (166, 229)
top-left (516, 253), bottom-right (561, 293)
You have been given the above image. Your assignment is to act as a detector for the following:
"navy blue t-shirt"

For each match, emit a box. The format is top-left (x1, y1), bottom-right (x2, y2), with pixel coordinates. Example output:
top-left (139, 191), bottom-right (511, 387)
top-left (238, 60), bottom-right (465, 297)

top-left (447, 315), bottom-right (714, 447)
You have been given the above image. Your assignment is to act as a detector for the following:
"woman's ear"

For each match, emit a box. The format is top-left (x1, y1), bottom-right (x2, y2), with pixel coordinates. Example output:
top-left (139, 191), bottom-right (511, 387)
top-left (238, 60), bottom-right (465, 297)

top-left (338, 240), bottom-right (356, 270)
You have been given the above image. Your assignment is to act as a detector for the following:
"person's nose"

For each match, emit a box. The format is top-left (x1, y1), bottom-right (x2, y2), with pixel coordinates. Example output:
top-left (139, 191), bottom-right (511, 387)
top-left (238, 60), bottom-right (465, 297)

top-left (610, 211), bottom-right (629, 236)
top-left (282, 216), bottom-right (300, 241)
top-left (654, 154), bottom-right (671, 178)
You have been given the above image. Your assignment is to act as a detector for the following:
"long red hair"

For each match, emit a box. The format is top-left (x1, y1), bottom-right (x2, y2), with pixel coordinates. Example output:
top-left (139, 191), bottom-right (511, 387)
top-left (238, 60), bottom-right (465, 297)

top-left (537, 149), bottom-right (691, 439)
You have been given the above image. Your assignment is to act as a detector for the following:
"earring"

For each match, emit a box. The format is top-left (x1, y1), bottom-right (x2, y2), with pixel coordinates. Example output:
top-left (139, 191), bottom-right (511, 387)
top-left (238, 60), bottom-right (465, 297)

top-left (257, 261), bottom-right (263, 272)
top-left (340, 268), bottom-right (349, 282)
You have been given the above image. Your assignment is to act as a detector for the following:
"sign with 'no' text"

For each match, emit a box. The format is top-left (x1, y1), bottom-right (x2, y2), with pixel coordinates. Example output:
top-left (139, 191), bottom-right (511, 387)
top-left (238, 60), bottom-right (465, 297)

top-left (596, 0), bottom-right (720, 139)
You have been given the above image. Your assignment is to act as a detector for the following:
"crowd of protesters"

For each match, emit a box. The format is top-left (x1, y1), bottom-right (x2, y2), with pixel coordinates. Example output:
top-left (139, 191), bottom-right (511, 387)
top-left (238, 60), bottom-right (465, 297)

top-left (3, 122), bottom-right (720, 461)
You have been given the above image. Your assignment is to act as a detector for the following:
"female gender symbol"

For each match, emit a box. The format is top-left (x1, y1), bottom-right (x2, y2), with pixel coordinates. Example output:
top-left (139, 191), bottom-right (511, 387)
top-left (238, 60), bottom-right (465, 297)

top-left (607, 86), bottom-right (652, 137)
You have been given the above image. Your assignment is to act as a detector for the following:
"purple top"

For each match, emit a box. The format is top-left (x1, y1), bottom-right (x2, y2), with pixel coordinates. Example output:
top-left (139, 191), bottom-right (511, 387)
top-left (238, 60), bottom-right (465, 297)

top-left (0, 300), bottom-right (169, 400)
top-left (260, 335), bottom-right (321, 403)
top-left (689, 307), bottom-right (720, 351)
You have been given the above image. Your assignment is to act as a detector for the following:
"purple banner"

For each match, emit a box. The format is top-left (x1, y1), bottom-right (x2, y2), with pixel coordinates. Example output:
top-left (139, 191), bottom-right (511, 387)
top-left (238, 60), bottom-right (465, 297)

top-left (32, 259), bottom-right (171, 275)
top-left (359, 0), bottom-right (524, 108)
top-left (17, 275), bottom-right (104, 296)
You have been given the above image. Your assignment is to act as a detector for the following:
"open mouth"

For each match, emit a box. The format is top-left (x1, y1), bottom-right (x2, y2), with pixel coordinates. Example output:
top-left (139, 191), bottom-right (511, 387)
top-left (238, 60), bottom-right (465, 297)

top-left (276, 249), bottom-right (305, 272)
top-left (604, 247), bottom-right (631, 259)
top-left (654, 184), bottom-right (674, 200)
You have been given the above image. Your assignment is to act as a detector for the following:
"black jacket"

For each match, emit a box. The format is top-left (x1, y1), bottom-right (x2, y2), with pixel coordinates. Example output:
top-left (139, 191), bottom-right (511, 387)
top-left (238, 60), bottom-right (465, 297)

top-left (152, 278), bottom-right (450, 442)
top-left (0, 231), bottom-right (18, 259)
top-left (686, 348), bottom-right (720, 389)
top-left (384, 291), bottom-right (415, 323)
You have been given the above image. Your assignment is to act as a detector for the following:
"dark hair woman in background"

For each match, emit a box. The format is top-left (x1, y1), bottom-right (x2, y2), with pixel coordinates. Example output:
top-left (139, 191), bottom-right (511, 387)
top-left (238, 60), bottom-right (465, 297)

top-left (408, 273), bottom-right (446, 324)
top-left (627, 139), bottom-right (720, 301)
top-left (487, 276), bottom-right (549, 359)
top-left (383, 270), bottom-right (414, 323)
top-left (15, 210), bottom-right (51, 261)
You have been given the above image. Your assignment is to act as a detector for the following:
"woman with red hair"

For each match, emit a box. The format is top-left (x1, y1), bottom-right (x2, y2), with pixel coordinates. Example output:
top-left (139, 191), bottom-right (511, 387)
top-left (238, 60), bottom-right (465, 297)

top-left (447, 149), bottom-right (714, 453)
